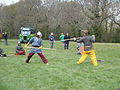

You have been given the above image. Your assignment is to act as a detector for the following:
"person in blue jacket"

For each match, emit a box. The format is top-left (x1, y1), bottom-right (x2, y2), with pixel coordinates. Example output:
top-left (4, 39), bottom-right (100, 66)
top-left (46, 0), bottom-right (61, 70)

top-left (49, 32), bottom-right (55, 48)
top-left (25, 31), bottom-right (48, 64)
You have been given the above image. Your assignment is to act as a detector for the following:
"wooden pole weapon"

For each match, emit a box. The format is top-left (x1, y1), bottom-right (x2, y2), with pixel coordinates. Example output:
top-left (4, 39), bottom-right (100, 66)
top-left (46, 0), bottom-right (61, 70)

top-left (26, 47), bottom-right (56, 50)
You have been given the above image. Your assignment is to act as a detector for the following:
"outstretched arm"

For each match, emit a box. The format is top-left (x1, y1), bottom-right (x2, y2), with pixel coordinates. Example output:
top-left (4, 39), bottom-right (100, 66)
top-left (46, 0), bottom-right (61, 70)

top-left (25, 42), bottom-right (30, 48)
top-left (25, 37), bottom-right (34, 47)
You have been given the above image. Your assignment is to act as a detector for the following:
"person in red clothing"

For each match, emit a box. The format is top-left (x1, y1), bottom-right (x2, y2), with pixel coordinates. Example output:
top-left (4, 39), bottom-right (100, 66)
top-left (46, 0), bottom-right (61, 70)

top-left (25, 31), bottom-right (48, 64)
top-left (15, 42), bottom-right (25, 55)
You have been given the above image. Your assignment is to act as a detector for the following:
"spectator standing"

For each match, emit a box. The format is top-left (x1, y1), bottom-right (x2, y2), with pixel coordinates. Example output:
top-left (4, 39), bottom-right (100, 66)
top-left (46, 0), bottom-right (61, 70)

top-left (49, 32), bottom-right (55, 49)
top-left (3, 32), bottom-right (8, 45)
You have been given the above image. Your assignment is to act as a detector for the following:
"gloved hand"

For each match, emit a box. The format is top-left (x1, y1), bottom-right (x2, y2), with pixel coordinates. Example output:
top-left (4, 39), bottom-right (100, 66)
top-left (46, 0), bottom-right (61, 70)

top-left (39, 46), bottom-right (43, 49)
top-left (73, 37), bottom-right (76, 41)
top-left (24, 44), bottom-right (28, 48)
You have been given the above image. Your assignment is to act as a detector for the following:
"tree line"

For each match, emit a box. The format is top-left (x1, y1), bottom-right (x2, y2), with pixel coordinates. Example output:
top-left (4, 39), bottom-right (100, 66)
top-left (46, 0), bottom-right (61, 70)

top-left (0, 0), bottom-right (120, 42)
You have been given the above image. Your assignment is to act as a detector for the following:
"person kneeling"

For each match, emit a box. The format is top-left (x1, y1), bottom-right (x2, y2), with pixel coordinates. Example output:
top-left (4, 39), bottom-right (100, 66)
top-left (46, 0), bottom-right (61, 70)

top-left (15, 42), bottom-right (25, 55)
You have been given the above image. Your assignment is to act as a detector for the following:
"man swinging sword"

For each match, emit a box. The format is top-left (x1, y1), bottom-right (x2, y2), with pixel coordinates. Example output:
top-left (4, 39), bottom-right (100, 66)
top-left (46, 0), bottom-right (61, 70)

top-left (76, 30), bottom-right (98, 66)
top-left (25, 31), bottom-right (48, 64)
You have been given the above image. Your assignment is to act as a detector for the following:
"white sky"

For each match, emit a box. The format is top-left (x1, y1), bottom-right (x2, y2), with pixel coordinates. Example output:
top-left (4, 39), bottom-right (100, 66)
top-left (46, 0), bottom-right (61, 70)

top-left (0, 0), bottom-right (20, 5)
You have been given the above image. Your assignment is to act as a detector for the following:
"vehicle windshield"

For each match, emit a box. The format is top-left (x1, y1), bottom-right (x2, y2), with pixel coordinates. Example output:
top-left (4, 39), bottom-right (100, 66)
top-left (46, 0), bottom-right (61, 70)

top-left (21, 30), bottom-right (30, 35)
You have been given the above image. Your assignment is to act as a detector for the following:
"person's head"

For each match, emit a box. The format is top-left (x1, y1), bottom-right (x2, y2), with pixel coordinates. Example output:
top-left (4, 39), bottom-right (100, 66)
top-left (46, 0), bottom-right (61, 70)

top-left (37, 31), bottom-right (42, 38)
top-left (61, 33), bottom-right (64, 35)
top-left (5, 32), bottom-right (7, 34)
top-left (66, 33), bottom-right (69, 36)
top-left (82, 30), bottom-right (88, 36)
top-left (18, 41), bottom-right (21, 46)
top-left (51, 32), bottom-right (53, 35)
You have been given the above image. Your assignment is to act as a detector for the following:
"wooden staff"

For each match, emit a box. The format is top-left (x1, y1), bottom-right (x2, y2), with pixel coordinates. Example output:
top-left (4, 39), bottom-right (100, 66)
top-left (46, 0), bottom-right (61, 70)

top-left (26, 47), bottom-right (56, 50)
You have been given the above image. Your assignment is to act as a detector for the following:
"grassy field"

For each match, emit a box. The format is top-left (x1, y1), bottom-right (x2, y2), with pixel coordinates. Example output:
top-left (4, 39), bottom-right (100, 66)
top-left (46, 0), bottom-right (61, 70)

top-left (0, 39), bottom-right (120, 90)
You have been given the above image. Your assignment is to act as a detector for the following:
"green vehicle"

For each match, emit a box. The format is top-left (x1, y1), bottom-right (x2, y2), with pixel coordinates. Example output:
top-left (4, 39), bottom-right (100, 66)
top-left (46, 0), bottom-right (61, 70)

top-left (19, 27), bottom-right (36, 43)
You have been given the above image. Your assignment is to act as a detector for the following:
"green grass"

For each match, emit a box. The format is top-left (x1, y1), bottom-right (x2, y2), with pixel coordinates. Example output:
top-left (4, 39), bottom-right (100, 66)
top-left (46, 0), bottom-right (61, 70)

top-left (0, 39), bottom-right (120, 90)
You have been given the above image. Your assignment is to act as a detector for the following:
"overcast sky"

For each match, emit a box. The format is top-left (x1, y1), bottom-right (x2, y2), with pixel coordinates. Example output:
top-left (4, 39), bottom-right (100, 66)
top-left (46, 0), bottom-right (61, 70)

top-left (0, 0), bottom-right (20, 5)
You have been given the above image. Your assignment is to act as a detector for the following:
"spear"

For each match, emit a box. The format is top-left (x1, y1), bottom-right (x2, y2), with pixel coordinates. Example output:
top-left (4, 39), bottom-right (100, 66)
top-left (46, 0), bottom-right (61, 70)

top-left (26, 47), bottom-right (56, 50)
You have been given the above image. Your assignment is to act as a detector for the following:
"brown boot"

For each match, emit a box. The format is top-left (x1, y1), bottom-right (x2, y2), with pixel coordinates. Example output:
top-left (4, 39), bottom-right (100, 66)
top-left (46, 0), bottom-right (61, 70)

top-left (26, 59), bottom-right (29, 63)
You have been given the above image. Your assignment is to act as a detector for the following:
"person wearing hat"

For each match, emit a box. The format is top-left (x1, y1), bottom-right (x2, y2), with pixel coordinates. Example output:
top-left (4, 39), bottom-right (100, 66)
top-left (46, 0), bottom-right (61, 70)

top-left (15, 42), bottom-right (25, 55)
top-left (49, 32), bottom-right (55, 48)
top-left (76, 30), bottom-right (98, 66)
top-left (25, 31), bottom-right (48, 64)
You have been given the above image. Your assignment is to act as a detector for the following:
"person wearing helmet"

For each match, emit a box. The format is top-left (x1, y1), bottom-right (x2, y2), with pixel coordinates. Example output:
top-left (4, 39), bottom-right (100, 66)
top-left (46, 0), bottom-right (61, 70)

top-left (25, 31), bottom-right (48, 64)
top-left (15, 42), bottom-right (25, 55)
top-left (76, 30), bottom-right (98, 66)
top-left (49, 32), bottom-right (55, 48)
